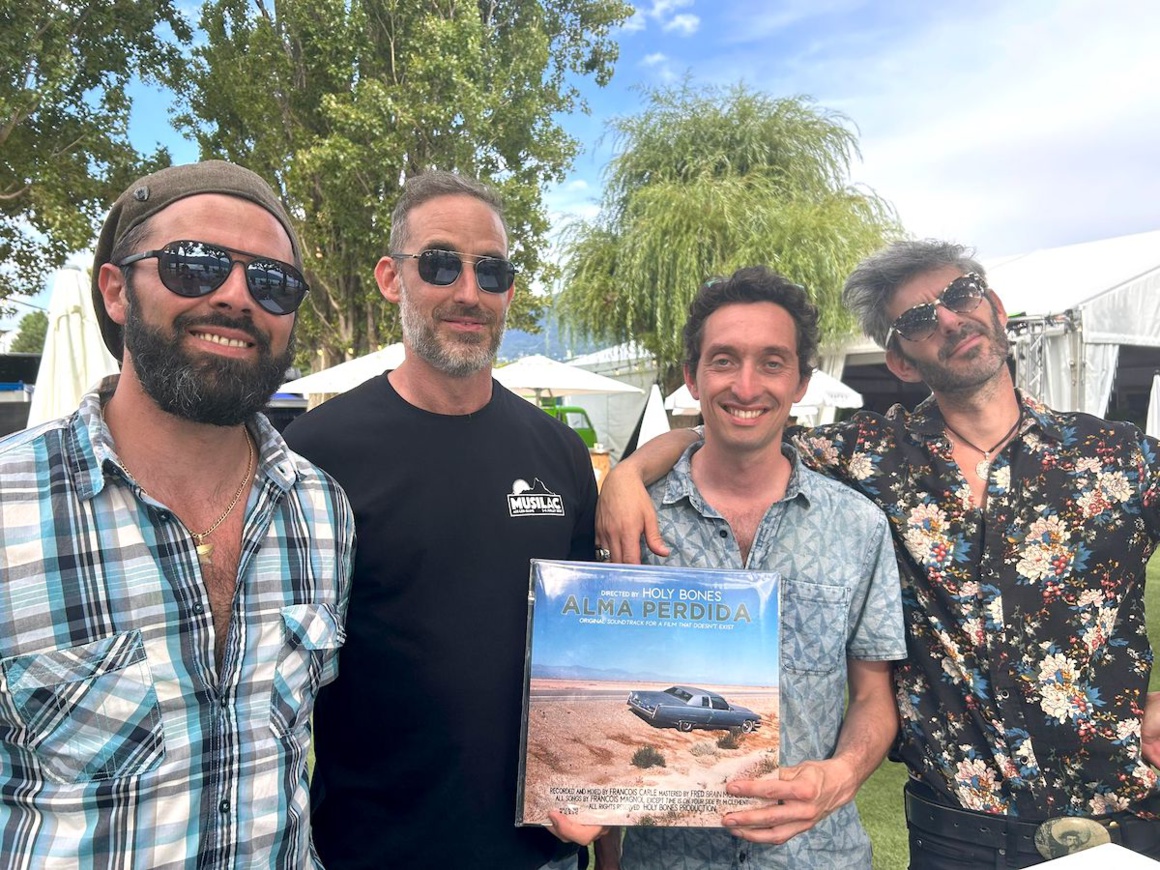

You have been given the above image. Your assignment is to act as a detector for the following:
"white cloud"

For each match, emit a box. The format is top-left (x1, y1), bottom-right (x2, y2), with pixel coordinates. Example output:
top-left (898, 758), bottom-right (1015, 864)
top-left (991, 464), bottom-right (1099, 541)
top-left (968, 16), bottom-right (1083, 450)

top-left (621, 10), bottom-right (647, 33)
top-left (641, 52), bottom-right (668, 67)
top-left (663, 14), bottom-right (700, 35)
top-left (698, 1), bottom-right (1160, 255)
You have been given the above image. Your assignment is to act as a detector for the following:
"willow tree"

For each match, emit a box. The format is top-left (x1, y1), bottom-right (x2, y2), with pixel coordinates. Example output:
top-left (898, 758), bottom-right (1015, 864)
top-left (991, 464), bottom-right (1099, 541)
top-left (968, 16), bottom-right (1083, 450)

top-left (557, 82), bottom-right (901, 388)
top-left (178, 0), bottom-right (631, 368)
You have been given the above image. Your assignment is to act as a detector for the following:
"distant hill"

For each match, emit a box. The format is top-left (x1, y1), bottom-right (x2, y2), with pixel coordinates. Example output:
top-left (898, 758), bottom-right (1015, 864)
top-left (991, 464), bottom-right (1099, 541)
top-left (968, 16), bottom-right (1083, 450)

top-left (499, 312), bottom-right (602, 362)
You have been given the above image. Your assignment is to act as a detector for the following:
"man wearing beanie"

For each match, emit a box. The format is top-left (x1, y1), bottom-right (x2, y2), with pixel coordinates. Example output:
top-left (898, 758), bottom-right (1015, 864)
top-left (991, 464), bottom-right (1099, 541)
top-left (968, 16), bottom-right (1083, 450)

top-left (0, 160), bottom-right (354, 868)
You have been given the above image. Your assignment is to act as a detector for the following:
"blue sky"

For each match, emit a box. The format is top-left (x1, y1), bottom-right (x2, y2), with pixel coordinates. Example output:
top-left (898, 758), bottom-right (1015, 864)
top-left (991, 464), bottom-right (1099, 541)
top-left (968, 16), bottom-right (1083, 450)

top-left (530, 561), bottom-right (780, 687)
top-left (6, 1), bottom-right (1157, 334)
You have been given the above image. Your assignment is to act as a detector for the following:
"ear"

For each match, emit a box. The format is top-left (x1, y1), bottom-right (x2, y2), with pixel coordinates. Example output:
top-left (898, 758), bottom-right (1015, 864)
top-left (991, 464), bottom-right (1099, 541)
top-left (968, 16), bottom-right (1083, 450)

top-left (793, 372), bottom-right (811, 404)
top-left (885, 345), bottom-right (925, 384)
top-left (987, 287), bottom-right (1008, 328)
top-left (98, 262), bottom-right (130, 327)
top-left (684, 363), bottom-right (700, 401)
top-left (375, 256), bottom-right (400, 303)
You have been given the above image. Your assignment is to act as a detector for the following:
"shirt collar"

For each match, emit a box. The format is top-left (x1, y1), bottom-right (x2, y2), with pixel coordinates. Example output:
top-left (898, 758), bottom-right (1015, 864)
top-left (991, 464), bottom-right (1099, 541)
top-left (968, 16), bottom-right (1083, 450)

top-left (658, 439), bottom-right (813, 513)
top-left (64, 374), bottom-right (300, 502)
top-left (908, 389), bottom-right (1063, 444)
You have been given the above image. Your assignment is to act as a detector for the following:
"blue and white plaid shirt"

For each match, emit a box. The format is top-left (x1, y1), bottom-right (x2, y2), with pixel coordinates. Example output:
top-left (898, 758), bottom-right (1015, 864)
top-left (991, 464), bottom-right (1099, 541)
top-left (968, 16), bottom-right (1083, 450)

top-left (0, 378), bottom-right (354, 869)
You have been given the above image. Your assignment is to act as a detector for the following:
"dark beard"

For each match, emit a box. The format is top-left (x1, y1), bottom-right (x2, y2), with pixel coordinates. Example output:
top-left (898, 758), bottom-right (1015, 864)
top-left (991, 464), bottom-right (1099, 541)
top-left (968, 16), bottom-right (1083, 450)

top-left (901, 303), bottom-right (1010, 396)
top-left (123, 283), bottom-right (294, 426)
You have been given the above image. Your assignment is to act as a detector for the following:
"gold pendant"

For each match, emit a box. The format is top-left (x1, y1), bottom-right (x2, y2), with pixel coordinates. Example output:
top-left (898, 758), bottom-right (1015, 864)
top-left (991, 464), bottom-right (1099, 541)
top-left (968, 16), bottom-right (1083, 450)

top-left (196, 541), bottom-right (215, 565)
top-left (975, 459), bottom-right (991, 479)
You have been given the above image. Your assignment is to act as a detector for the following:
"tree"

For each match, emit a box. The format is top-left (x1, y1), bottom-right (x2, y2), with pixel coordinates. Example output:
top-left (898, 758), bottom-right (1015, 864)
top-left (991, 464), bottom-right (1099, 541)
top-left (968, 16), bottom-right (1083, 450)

top-left (177, 0), bottom-right (632, 368)
top-left (0, 1), bottom-right (191, 302)
top-left (556, 82), bottom-right (902, 389)
top-left (9, 309), bottom-right (46, 353)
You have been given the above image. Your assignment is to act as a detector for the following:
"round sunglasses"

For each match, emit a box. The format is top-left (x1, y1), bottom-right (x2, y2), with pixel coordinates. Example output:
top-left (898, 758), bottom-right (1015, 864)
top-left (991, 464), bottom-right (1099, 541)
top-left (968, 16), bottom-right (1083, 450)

top-left (886, 273), bottom-right (987, 345)
top-left (392, 248), bottom-right (516, 294)
top-left (117, 240), bottom-right (309, 315)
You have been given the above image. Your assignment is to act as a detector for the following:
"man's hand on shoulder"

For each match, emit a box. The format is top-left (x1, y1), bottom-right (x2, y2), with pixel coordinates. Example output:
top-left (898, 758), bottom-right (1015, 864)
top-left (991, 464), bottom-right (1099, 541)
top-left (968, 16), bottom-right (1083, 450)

top-left (595, 429), bottom-right (698, 562)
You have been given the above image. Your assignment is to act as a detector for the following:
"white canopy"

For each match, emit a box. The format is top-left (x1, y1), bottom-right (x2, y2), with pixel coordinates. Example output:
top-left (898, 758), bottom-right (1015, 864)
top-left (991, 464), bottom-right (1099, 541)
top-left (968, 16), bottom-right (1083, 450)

top-left (635, 384), bottom-right (671, 448)
top-left (494, 354), bottom-right (643, 399)
top-left (27, 267), bottom-right (119, 427)
top-left (986, 229), bottom-right (1160, 416)
top-left (281, 344), bottom-right (405, 395)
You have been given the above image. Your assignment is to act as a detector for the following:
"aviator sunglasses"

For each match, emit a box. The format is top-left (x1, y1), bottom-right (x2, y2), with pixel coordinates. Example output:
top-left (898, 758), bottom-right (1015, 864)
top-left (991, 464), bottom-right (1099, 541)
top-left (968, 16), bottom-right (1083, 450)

top-left (392, 248), bottom-right (516, 294)
top-left (886, 272), bottom-right (988, 345)
top-left (117, 240), bottom-right (309, 315)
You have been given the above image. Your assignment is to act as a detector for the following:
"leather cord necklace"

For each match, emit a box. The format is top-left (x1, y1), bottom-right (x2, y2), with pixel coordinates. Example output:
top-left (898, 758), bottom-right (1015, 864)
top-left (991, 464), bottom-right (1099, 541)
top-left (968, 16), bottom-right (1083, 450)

top-left (944, 412), bottom-right (1021, 479)
top-left (117, 434), bottom-right (255, 566)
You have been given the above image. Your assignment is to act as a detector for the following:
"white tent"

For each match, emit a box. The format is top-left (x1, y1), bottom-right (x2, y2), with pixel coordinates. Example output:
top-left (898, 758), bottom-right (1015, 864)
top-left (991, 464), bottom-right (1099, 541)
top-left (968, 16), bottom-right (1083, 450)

top-left (493, 354), bottom-right (643, 400)
top-left (987, 229), bottom-right (1160, 416)
top-left (281, 344), bottom-right (406, 395)
top-left (635, 385), bottom-right (671, 448)
top-left (27, 266), bottom-right (120, 427)
top-left (562, 343), bottom-right (657, 459)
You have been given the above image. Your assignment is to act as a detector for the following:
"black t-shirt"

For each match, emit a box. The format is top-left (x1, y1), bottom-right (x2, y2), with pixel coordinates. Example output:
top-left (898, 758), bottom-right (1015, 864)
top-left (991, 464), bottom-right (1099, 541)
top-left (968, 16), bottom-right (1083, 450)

top-left (283, 374), bottom-right (597, 869)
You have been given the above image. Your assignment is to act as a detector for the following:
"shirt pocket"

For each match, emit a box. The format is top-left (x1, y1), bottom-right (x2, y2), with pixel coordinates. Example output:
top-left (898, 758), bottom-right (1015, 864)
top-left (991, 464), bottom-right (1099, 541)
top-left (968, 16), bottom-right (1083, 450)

top-left (270, 602), bottom-right (345, 738)
top-left (781, 579), bottom-right (850, 676)
top-left (1, 629), bottom-right (164, 784)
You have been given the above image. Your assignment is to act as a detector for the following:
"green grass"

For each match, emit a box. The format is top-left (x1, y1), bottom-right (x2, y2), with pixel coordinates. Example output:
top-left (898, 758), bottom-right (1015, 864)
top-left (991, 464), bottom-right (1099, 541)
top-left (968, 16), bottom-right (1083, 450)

top-left (857, 552), bottom-right (1160, 868)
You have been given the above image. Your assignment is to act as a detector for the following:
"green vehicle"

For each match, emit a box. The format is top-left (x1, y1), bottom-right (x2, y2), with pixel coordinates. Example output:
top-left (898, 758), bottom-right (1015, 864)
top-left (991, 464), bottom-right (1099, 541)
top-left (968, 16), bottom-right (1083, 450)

top-left (542, 405), bottom-right (597, 448)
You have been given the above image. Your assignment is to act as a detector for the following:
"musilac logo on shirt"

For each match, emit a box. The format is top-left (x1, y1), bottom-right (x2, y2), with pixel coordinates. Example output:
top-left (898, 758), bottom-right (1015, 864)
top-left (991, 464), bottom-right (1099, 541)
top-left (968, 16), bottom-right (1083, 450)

top-left (508, 478), bottom-right (566, 517)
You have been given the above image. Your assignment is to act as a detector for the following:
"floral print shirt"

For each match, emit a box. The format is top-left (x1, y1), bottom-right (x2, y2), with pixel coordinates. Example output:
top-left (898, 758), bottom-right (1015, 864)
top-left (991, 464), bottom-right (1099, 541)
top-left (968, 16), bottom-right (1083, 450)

top-left (794, 392), bottom-right (1160, 819)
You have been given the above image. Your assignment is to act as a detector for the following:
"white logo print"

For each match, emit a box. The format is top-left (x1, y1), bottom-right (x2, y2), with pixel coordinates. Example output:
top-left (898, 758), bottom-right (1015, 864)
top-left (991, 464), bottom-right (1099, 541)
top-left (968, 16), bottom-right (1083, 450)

top-left (508, 478), bottom-right (566, 517)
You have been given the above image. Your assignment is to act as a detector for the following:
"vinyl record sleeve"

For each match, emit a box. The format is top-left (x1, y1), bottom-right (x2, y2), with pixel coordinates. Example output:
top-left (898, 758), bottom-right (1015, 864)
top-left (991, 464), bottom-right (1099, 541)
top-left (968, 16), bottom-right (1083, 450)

top-left (516, 559), bottom-right (780, 827)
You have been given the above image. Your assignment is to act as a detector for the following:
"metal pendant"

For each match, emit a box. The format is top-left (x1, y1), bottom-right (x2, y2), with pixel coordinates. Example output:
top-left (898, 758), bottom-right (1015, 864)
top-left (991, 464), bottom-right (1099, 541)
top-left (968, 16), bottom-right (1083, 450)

top-left (975, 458), bottom-right (991, 479)
top-left (196, 541), bottom-right (214, 565)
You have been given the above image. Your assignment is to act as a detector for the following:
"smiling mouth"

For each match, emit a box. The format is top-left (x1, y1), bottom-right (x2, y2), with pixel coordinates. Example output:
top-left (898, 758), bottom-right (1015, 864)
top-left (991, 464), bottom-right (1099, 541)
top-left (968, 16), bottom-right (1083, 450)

top-left (726, 407), bottom-right (765, 420)
top-left (192, 331), bottom-right (252, 349)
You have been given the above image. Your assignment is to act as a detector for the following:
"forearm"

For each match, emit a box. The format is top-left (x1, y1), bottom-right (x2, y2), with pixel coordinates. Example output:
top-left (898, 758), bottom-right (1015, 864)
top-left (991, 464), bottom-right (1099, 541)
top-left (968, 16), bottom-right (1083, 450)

top-left (829, 659), bottom-right (898, 804)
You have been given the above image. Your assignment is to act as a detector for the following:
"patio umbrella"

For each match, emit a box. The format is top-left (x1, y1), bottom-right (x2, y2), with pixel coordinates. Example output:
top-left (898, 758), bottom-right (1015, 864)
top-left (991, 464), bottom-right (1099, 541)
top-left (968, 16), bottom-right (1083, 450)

top-left (664, 369), bottom-right (861, 417)
top-left (281, 343), bottom-right (406, 395)
top-left (26, 266), bottom-right (120, 427)
top-left (494, 354), bottom-right (643, 401)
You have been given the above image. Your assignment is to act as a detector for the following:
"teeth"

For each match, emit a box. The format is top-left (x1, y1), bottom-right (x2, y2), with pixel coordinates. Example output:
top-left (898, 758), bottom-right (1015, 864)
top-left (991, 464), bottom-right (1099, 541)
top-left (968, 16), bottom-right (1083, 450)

top-left (195, 332), bottom-right (248, 349)
top-left (729, 408), bottom-right (763, 419)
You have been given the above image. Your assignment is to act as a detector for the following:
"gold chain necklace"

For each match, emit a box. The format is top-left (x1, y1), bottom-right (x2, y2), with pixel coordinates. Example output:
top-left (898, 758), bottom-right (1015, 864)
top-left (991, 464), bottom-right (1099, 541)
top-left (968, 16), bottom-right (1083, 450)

top-left (944, 412), bottom-right (1021, 479)
top-left (117, 434), bottom-right (255, 566)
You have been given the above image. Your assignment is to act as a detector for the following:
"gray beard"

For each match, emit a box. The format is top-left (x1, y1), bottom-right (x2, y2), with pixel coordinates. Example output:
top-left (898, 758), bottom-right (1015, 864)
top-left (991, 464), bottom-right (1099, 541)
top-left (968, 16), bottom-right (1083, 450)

top-left (398, 282), bottom-right (505, 378)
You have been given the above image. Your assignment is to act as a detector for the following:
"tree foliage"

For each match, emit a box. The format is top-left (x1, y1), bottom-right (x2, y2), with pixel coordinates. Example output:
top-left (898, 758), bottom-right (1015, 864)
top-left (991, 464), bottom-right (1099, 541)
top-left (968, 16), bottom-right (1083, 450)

top-left (9, 309), bottom-right (47, 353)
top-left (556, 82), bottom-right (902, 388)
top-left (178, 0), bottom-right (632, 368)
top-left (0, 1), bottom-right (190, 301)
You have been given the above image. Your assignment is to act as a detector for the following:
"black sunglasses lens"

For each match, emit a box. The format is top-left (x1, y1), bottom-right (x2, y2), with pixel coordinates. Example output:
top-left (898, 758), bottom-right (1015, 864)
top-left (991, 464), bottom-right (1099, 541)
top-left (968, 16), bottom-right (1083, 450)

top-left (247, 261), bottom-right (309, 314)
top-left (474, 258), bottom-right (515, 293)
top-left (894, 305), bottom-right (938, 341)
top-left (418, 250), bottom-right (463, 285)
top-left (944, 277), bottom-right (985, 313)
top-left (160, 243), bottom-right (232, 297)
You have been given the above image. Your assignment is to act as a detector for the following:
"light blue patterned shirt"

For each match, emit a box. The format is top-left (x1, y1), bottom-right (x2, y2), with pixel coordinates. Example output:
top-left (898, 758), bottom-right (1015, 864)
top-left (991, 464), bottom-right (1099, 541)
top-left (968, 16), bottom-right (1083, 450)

top-left (0, 378), bottom-right (354, 869)
top-left (621, 443), bottom-right (905, 870)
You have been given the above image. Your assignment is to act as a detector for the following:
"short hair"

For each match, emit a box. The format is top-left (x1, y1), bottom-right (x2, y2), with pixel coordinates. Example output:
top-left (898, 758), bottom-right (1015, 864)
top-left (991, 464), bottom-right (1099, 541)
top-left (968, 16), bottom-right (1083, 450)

top-left (683, 266), bottom-right (819, 379)
top-left (388, 171), bottom-right (507, 252)
top-left (843, 239), bottom-right (986, 348)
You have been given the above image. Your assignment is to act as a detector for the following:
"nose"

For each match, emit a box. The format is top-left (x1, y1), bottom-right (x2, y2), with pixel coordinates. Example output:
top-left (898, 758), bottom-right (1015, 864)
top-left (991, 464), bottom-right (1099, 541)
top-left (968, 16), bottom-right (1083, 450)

top-left (210, 261), bottom-right (255, 313)
top-left (449, 262), bottom-right (484, 304)
top-left (935, 301), bottom-right (966, 334)
top-left (731, 362), bottom-right (762, 402)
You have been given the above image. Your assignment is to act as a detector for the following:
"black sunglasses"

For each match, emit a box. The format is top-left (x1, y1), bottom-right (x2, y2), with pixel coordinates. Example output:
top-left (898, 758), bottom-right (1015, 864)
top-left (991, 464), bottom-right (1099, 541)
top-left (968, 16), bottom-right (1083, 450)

top-left (392, 248), bottom-right (516, 294)
top-left (117, 240), bottom-right (309, 315)
top-left (886, 273), bottom-right (987, 345)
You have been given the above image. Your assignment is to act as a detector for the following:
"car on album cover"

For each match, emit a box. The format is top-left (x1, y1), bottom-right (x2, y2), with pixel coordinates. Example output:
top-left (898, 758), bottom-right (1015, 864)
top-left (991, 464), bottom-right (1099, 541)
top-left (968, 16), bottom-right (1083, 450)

top-left (626, 685), bottom-right (761, 733)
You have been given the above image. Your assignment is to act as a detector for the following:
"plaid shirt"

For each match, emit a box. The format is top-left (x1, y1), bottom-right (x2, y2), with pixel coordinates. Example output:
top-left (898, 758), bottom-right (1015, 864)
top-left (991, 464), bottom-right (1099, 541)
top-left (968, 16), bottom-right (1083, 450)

top-left (0, 379), bottom-right (354, 869)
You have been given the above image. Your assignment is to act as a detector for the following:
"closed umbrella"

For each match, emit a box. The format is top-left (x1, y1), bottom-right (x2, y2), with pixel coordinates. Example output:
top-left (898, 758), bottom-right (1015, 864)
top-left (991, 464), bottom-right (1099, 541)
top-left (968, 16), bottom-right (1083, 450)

top-left (27, 267), bottom-right (120, 427)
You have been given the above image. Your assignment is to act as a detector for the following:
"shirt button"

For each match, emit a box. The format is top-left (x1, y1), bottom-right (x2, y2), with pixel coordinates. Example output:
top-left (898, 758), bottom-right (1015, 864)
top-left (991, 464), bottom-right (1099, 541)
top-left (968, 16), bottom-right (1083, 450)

top-left (220, 695), bottom-right (229, 708)
top-left (997, 689), bottom-right (1010, 700)
top-left (219, 800), bottom-right (230, 813)
top-left (158, 511), bottom-right (172, 522)
top-left (192, 602), bottom-right (205, 614)
top-left (719, 529), bottom-right (728, 538)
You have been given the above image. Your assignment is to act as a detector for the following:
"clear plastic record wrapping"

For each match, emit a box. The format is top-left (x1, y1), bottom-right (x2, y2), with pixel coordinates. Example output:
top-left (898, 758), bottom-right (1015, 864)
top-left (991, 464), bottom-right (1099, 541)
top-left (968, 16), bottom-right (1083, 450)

top-left (517, 559), bottom-right (780, 827)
